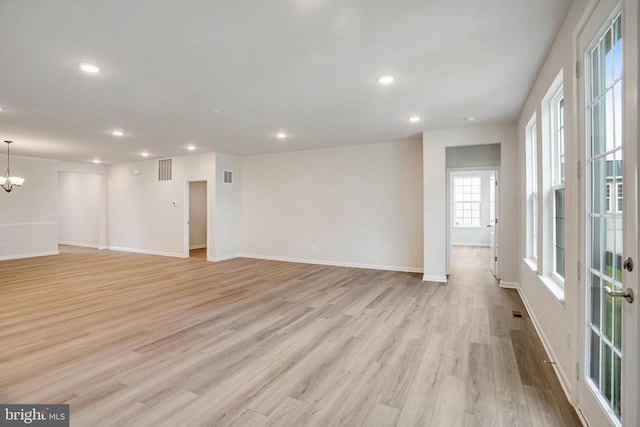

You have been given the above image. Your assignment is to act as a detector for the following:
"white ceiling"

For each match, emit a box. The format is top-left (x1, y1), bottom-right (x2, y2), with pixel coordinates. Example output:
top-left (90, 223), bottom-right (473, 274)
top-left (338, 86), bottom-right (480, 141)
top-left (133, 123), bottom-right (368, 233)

top-left (0, 0), bottom-right (571, 164)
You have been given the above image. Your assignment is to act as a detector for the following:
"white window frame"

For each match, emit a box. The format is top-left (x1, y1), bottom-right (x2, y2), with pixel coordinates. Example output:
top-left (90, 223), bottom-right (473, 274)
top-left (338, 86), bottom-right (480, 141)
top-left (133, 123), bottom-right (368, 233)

top-left (525, 114), bottom-right (538, 266)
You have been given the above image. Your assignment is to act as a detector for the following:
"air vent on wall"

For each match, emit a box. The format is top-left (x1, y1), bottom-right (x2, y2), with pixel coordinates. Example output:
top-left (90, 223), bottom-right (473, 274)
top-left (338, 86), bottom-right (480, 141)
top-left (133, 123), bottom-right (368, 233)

top-left (223, 170), bottom-right (232, 184)
top-left (158, 159), bottom-right (172, 181)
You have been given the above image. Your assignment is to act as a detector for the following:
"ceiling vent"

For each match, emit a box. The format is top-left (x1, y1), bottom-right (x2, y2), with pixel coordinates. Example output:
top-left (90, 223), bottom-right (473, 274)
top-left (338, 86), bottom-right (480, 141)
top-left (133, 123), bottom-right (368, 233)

top-left (223, 170), bottom-right (233, 184)
top-left (158, 159), bottom-right (172, 181)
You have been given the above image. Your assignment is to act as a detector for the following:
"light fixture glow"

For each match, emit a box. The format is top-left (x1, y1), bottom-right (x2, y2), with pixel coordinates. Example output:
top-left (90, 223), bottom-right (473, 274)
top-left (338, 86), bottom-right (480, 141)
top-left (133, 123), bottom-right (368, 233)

top-left (409, 116), bottom-right (421, 123)
top-left (187, 145), bottom-right (196, 151)
top-left (93, 159), bottom-right (101, 164)
top-left (1, 141), bottom-right (25, 193)
top-left (112, 130), bottom-right (124, 137)
top-left (141, 152), bottom-right (149, 157)
top-left (80, 63), bottom-right (100, 73)
top-left (378, 75), bottom-right (395, 85)
top-left (276, 132), bottom-right (287, 139)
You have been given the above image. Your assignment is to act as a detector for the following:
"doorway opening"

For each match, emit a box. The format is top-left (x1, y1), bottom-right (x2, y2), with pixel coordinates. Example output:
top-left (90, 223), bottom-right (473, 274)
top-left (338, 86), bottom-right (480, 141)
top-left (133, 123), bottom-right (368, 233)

top-left (185, 180), bottom-right (208, 259)
top-left (58, 171), bottom-right (103, 251)
top-left (446, 167), bottom-right (500, 281)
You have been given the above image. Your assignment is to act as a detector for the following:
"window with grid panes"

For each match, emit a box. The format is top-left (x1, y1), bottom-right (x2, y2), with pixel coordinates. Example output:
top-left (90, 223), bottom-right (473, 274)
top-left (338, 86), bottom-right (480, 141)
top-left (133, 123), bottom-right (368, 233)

top-left (453, 176), bottom-right (481, 227)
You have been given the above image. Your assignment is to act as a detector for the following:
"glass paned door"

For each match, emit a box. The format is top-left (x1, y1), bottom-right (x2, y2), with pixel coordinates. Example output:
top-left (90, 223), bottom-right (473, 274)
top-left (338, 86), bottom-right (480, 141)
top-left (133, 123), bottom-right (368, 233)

top-left (586, 11), bottom-right (624, 422)
top-left (579, 1), bottom-right (638, 425)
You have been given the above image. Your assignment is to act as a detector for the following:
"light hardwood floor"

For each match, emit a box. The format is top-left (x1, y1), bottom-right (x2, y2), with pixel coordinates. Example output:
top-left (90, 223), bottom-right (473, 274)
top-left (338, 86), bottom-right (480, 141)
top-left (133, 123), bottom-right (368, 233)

top-left (0, 246), bottom-right (581, 426)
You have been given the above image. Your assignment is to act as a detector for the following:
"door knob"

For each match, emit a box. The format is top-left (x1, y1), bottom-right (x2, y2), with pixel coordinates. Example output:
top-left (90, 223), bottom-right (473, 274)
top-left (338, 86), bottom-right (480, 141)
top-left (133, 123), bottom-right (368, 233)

top-left (604, 286), bottom-right (634, 303)
top-left (623, 257), bottom-right (633, 272)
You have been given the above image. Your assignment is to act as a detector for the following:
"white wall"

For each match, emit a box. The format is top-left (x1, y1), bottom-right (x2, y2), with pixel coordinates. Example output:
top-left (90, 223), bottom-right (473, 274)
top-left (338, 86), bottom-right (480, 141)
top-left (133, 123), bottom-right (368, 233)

top-left (516, 0), bottom-right (589, 403)
top-left (0, 157), bottom-right (106, 260)
top-left (108, 153), bottom-right (215, 257)
top-left (0, 151), bottom-right (237, 261)
top-left (58, 161), bottom-right (108, 249)
top-left (58, 172), bottom-right (101, 247)
top-left (446, 143), bottom-right (501, 168)
top-left (450, 170), bottom-right (494, 247)
top-left (240, 140), bottom-right (424, 272)
top-left (422, 123), bottom-right (518, 283)
top-left (0, 156), bottom-right (59, 259)
top-left (212, 153), bottom-right (241, 261)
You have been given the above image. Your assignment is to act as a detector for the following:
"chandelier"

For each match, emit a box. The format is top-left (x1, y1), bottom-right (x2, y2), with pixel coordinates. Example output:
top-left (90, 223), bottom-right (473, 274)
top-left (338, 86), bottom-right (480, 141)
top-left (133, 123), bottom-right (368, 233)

top-left (1, 140), bottom-right (25, 192)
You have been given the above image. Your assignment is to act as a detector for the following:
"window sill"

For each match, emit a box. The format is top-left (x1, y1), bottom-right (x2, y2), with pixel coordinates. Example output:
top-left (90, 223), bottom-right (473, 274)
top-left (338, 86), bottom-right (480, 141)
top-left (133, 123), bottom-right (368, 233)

top-left (523, 257), bottom-right (538, 273)
top-left (538, 275), bottom-right (566, 308)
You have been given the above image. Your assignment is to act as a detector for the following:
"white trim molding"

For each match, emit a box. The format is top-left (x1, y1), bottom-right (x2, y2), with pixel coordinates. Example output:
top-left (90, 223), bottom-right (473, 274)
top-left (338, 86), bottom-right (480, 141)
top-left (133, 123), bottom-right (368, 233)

top-left (499, 280), bottom-right (519, 289)
top-left (208, 254), bottom-right (239, 262)
top-left (0, 250), bottom-right (59, 261)
top-left (240, 253), bottom-right (423, 274)
top-left (451, 242), bottom-right (490, 247)
top-left (107, 246), bottom-right (185, 258)
top-left (0, 222), bottom-right (58, 228)
top-left (189, 244), bottom-right (207, 250)
top-left (58, 241), bottom-right (99, 249)
top-left (423, 274), bottom-right (448, 283)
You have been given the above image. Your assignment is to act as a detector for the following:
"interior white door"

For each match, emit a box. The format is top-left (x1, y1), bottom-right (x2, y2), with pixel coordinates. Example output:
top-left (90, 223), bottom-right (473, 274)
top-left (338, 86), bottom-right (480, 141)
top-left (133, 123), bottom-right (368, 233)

top-left (577, 1), bottom-right (638, 425)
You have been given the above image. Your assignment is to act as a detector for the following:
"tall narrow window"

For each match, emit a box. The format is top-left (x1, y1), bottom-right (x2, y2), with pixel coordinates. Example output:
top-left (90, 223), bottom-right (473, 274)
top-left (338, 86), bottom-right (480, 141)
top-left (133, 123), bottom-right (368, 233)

top-left (526, 115), bottom-right (538, 263)
top-left (453, 176), bottom-right (481, 227)
top-left (552, 91), bottom-right (565, 280)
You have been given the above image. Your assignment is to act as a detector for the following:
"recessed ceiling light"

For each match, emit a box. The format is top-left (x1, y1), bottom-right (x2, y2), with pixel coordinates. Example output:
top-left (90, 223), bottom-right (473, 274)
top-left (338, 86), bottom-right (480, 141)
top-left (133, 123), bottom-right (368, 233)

top-left (187, 145), bottom-right (196, 151)
top-left (409, 116), bottom-right (421, 123)
top-left (464, 116), bottom-right (476, 121)
top-left (378, 75), bottom-right (395, 85)
top-left (93, 159), bottom-right (101, 164)
top-left (80, 63), bottom-right (100, 73)
top-left (211, 109), bottom-right (223, 114)
top-left (112, 130), bottom-right (124, 137)
top-left (276, 132), bottom-right (287, 139)
top-left (141, 152), bottom-right (149, 157)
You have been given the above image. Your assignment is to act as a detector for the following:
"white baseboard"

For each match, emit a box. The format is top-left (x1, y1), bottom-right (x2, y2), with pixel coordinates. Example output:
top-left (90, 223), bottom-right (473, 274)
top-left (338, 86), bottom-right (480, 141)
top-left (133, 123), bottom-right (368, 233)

top-left (451, 242), bottom-right (490, 247)
top-left (0, 250), bottom-right (59, 261)
top-left (517, 288), bottom-right (573, 403)
top-left (239, 253), bottom-right (423, 274)
top-left (0, 221), bottom-right (57, 228)
top-left (499, 280), bottom-right (519, 289)
top-left (574, 407), bottom-right (588, 427)
top-left (422, 274), bottom-right (448, 283)
top-left (107, 246), bottom-right (186, 258)
top-left (208, 254), bottom-right (239, 262)
top-left (189, 244), bottom-right (207, 250)
top-left (58, 241), bottom-right (99, 249)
